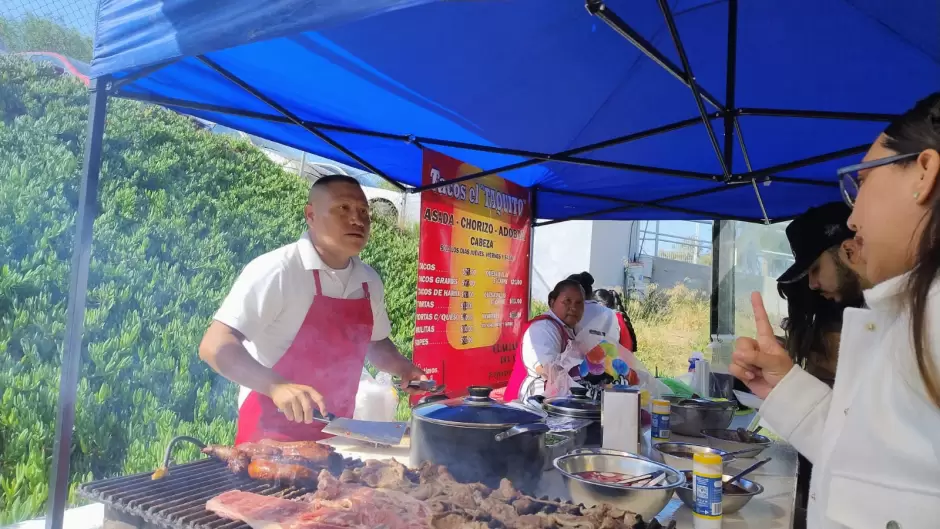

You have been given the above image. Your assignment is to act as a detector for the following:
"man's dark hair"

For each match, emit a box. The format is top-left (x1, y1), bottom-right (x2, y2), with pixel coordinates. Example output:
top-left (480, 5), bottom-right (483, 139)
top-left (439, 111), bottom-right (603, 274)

top-left (308, 174), bottom-right (361, 201)
top-left (566, 272), bottom-right (595, 297)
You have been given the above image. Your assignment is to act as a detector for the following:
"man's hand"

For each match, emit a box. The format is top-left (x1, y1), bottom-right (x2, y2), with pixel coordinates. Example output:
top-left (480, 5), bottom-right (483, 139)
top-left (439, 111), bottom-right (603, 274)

top-left (729, 292), bottom-right (795, 400)
top-left (399, 366), bottom-right (430, 395)
top-left (269, 382), bottom-right (328, 423)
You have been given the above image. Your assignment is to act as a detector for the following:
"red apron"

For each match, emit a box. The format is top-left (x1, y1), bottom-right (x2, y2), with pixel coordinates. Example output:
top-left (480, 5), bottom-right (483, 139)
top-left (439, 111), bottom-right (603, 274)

top-left (235, 269), bottom-right (374, 443)
top-left (502, 315), bottom-right (571, 402)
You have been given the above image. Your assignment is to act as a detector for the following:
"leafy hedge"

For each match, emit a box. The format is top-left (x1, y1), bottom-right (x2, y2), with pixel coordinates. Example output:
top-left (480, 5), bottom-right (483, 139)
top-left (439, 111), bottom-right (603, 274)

top-left (0, 56), bottom-right (417, 523)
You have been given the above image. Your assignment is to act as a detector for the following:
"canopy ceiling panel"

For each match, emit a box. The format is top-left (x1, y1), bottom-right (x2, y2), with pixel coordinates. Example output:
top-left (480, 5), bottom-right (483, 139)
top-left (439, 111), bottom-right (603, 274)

top-left (92, 0), bottom-right (940, 223)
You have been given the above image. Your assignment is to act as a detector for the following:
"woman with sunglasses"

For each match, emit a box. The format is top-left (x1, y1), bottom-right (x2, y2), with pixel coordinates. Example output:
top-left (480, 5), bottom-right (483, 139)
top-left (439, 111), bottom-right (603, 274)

top-left (731, 93), bottom-right (940, 529)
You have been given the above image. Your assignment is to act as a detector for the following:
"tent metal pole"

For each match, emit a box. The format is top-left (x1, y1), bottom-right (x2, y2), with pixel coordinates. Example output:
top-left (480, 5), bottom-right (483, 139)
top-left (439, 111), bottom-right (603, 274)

top-left (116, 92), bottom-right (719, 190)
top-left (46, 77), bottom-right (110, 529)
top-left (412, 114), bottom-right (719, 193)
top-left (527, 187), bottom-right (537, 315)
top-left (657, 0), bottom-right (730, 178)
top-left (586, 0), bottom-right (726, 112)
top-left (109, 59), bottom-right (179, 91)
top-left (737, 107), bottom-right (899, 122)
top-left (536, 187), bottom-right (757, 222)
top-left (532, 184), bottom-right (744, 227)
top-left (723, 0), bottom-right (738, 175)
top-left (732, 143), bottom-right (869, 182)
top-left (710, 220), bottom-right (722, 335)
top-left (196, 55), bottom-right (406, 191)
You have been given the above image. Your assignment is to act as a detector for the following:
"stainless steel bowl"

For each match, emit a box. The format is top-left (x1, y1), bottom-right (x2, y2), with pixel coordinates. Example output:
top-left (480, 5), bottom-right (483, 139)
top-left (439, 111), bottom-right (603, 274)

top-left (701, 429), bottom-right (772, 459)
top-left (553, 448), bottom-right (684, 519)
top-left (651, 442), bottom-right (735, 471)
top-left (665, 397), bottom-right (736, 437)
top-left (674, 470), bottom-right (764, 514)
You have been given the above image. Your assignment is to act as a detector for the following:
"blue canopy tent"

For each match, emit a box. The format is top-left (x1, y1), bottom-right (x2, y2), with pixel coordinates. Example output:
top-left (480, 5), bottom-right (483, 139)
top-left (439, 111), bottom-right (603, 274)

top-left (46, 0), bottom-right (938, 526)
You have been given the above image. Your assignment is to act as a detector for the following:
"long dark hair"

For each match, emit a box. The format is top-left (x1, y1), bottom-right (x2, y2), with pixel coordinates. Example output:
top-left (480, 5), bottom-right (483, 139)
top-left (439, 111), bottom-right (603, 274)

top-left (777, 278), bottom-right (845, 369)
top-left (592, 288), bottom-right (621, 311)
top-left (593, 289), bottom-right (639, 350)
top-left (881, 92), bottom-right (940, 408)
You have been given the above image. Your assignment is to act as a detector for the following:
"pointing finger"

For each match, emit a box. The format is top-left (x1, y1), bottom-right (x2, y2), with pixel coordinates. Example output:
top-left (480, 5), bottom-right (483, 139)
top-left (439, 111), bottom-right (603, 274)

top-left (751, 292), bottom-right (776, 340)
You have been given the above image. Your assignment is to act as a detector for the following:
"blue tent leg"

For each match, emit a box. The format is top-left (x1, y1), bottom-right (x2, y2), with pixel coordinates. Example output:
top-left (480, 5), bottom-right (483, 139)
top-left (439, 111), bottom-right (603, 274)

top-left (45, 77), bottom-right (109, 529)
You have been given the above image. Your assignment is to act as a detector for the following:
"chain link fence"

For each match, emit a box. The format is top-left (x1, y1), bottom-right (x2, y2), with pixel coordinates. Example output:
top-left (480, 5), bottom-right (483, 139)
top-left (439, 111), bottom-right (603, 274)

top-left (1, 0), bottom-right (96, 58)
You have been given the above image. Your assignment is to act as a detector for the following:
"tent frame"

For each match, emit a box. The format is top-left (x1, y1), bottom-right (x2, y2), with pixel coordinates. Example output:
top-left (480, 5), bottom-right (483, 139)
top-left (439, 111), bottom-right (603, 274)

top-left (46, 1), bottom-right (894, 528)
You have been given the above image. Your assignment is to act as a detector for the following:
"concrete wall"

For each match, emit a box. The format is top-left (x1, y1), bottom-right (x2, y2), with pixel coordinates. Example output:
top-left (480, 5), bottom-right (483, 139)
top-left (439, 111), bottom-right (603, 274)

top-left (589, 221), bottom-right (636, 291)
top-left (650, 256), bottom-right (711, 292)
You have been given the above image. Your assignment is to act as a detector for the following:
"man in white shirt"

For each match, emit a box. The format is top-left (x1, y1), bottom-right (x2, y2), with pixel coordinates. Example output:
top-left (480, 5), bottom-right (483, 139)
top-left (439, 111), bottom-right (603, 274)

top-left (199, 175), bottom-right (426, 443)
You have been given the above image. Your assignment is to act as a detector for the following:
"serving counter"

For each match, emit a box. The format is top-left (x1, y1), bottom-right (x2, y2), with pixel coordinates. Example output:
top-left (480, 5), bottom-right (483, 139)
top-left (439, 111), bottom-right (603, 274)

top-left (322, 414), bottom-right (799, 529)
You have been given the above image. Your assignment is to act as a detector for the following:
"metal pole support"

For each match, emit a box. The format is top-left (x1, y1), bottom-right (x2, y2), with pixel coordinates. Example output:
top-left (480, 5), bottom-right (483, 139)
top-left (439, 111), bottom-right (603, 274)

top-left (46, 77), bottom-right (109, 529)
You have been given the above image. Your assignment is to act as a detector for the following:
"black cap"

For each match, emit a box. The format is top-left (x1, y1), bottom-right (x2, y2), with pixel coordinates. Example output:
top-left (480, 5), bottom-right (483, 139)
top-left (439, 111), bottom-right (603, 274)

top-left (777, 202), bottom-right (855, 284)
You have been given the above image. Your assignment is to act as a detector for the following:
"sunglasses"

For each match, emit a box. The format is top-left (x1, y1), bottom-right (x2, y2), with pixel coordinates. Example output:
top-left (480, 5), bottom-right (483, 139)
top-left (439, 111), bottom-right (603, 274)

top-left (837, 152), bottom-right (919, 207)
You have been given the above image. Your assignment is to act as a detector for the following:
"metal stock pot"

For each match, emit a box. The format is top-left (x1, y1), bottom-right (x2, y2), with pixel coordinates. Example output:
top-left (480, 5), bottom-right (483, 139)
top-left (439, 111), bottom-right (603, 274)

top-left (410, 386), bottom-right (550, 492)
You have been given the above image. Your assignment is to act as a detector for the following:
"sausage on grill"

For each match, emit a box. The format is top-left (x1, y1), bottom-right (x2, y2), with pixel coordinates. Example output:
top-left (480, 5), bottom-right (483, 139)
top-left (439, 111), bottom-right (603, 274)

top-left (247, 459), bottom-right (319, 483)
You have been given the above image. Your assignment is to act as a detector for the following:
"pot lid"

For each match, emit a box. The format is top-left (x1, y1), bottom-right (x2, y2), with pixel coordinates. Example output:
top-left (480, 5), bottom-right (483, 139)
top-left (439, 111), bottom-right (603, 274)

top-left (412, 386), bottom-right (543, 427)
top-left (543, 387), bottom-right (601, 419)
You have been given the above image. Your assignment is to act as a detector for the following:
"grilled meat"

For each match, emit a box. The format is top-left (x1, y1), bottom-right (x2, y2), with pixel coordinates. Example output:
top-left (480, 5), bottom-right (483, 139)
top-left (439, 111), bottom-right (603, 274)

top-left (210, 458), bottom-right (640, 529)
top-left (247, 458), bottom-right (319, 483)
top-left (203, 440), bottom-right (342, 477)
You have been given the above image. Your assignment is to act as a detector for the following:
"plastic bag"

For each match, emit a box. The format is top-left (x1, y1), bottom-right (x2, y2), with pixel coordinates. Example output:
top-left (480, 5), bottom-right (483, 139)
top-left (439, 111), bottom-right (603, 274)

top-left (544, 342), bottom-right (584, 398)
top-left (353, 369), bottom-right (398, 422)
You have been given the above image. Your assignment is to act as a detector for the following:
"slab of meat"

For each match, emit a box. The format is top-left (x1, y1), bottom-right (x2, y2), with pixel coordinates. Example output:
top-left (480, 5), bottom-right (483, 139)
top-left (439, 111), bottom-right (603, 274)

top-left (207, 490), bottom-right (309, 527)
top-left (208, 485), bottom-right (432, 529)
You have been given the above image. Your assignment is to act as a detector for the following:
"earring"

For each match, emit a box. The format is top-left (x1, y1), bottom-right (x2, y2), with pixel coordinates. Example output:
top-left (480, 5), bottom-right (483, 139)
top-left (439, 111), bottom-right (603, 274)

top-left (914, 191), bottom-right (921, 199)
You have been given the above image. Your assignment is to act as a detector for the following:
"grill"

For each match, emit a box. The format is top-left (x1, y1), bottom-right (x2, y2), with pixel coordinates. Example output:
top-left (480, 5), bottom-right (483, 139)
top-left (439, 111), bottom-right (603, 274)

top-left (80, 458), bottom-right (362, 529)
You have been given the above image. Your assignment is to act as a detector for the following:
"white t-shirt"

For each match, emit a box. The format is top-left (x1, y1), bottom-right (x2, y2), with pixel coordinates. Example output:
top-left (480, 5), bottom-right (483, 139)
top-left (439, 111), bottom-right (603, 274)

top-left (214, 232), bottom-right (392, 404)
top-left (574, 301), bottom-right (620, 353)
top-left (519, 312), bottom-right (575, 398)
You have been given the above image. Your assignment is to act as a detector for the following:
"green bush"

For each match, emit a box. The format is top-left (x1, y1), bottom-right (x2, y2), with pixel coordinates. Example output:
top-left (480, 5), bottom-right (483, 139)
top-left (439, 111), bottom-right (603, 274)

top-left (0, 55), bottom-right (418, 524)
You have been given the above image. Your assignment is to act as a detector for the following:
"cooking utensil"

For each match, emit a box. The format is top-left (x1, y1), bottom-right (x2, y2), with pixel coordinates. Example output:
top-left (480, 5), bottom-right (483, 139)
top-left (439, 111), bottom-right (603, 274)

top-left (725, 458), bottom-right (771, 490)
top-left (554, 448), bottom-right (684, 520)
top-left (410, 386), bottom-right (549, 492)
top-left (700, 428), bottom-right (772, 458)
top-left (535, 386), bottom-right (603, 446)
top-left (675, 470), bottom-right (764, 514)
top-left (311, 411), bottom-right (408, 446)
top-left (663, 396), bottom-right (736, 436)
top-left (651, 442), bottom-right (735, 471)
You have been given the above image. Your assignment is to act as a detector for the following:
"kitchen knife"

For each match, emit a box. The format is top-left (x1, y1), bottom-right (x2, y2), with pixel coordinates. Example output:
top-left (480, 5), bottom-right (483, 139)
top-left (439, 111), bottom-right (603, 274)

top-left (407, 380), bottom-right (445, 393)
top-left (312, 411), bottom-right (408, 446)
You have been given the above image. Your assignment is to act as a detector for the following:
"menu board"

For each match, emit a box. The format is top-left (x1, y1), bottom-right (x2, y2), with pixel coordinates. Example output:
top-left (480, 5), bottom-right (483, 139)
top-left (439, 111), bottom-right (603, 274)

top-left (412, 149), bottom-right (532, 397)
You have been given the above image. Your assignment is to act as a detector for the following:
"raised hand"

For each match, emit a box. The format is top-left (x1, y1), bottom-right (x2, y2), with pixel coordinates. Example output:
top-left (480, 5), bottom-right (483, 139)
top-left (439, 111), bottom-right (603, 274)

top-left (729, 292), bottom-right (795, 399)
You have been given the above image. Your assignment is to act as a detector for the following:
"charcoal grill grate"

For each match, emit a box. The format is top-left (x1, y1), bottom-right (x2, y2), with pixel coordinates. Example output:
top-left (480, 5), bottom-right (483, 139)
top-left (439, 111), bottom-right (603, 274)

top-left (80, 458), bottom-right (361, 529)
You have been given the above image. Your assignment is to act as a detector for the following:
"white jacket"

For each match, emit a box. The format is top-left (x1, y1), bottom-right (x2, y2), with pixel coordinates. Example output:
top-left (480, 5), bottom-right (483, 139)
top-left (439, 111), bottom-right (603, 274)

top-left (574, 301), bottom-right (620, 353)
top-left (760, 273), bottom-right (940, 529)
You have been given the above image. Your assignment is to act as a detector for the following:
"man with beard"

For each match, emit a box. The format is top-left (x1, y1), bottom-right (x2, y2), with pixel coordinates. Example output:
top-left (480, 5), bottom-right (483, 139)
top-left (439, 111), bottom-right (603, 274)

top-left (773, 201), bottom-right (871, 524)
top-left (777, 201), bottom-right (870, 308)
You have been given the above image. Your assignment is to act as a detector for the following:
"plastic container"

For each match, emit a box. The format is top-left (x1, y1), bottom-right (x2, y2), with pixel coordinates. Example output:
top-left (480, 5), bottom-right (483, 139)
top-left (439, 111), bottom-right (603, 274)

top-left (692, 452), bottom-right (723, 529)
top-left (651, 399), bottom-right (671, 441)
